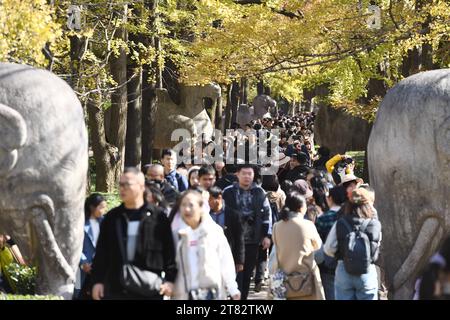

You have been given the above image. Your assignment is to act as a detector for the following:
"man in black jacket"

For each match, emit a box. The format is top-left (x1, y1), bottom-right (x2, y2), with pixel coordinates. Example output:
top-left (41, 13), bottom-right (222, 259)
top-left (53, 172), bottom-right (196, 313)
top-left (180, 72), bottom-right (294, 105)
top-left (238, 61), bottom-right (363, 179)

top-left (144, 163), bottom-right (179, 207)
top-left (91, 167), bottom-right (177, 300)
top-left (208, 186), bottom-right (245, 273)
top-left (282, 152), bottom-right (311, 182)
top-left (222, 164), bottom-right (272, 300)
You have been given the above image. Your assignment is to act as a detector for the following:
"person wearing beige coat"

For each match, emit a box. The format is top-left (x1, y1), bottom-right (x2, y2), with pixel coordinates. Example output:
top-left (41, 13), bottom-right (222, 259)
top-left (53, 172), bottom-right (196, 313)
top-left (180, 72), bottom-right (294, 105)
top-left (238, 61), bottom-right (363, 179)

top-left (270, 191), bottom-right (325, 300)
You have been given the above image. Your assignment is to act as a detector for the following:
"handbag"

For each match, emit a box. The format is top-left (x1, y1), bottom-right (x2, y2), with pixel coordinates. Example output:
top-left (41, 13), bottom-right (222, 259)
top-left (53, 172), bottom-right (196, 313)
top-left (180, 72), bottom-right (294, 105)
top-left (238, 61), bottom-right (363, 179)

top-left (269, 239), bottom-right (314, 299)
top-left (284, 271), bottom-right (314, 299)
top-left (116, 214), bottom-right (163, 298)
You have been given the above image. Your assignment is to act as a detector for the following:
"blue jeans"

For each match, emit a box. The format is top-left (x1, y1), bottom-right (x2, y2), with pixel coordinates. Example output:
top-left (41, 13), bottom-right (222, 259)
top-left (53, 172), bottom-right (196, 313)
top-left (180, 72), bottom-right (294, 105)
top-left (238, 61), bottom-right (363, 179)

top-left (335, 261), bottom-right (378, 300)
top-left (321, 271), bottom-right (335, 300)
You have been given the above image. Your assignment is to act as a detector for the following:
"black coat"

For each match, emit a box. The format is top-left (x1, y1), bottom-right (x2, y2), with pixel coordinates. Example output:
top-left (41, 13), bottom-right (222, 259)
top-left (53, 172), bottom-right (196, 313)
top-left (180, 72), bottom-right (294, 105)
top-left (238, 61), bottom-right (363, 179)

top-left (215, 174), bottom-right (238, 191)
top-left (285, 165), bottom-right (310, 182)
top-left (222, 183), bottom-right (271, 245)
top-left (90, 203), bottom-right (177, 298)
top-left (223, 207), bottom-right (245, 265)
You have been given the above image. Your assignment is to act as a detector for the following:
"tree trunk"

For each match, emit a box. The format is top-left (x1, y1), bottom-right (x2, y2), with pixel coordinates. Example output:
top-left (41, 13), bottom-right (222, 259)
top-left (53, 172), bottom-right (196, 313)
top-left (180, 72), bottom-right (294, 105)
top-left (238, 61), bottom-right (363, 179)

top-left (215, 96), bottom-right (223, 132)
top-left (109, 6), bottom-right (128, 183)
top-left (240, 78), bottom-right (248, 104)
top-left (257, 79), bottom-right (264, 95)
top-left (288, 100), bottom-right (295, 116)
top-left (208, 97), bottom-right (217, 129)
top-left (125, 63), bottom-right (142, 168)
top-left (141, 0), bottom-right (162, 166)
top-left (141, 66), bottom-right (156, 166)
top-left (87, 94), bottom-right (117, 192)
top-left (224, 84), bottom-right (232, 130)
top-left (230, 80), bottom-right (240, 126)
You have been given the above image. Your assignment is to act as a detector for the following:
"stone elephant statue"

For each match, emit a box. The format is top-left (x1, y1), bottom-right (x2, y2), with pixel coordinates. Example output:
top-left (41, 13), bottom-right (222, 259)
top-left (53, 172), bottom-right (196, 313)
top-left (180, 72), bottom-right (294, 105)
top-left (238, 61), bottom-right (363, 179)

top-left (368, 69), bottom-right (450, 299)
top-left (314, 104), bottom-right (372, 154)
top-left (0, 63), bottom-right (88, 298)
top-left (236, 94), bottom-right (277, 128)
top-left (153, 83), bottom-right (221, 149)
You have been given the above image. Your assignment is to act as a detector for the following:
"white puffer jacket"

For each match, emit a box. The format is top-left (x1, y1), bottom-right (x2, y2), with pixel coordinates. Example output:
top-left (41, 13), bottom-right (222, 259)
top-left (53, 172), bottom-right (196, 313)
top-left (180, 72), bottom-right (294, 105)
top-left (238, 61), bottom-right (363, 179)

top-left (173, 216), bottom-right (240, 300)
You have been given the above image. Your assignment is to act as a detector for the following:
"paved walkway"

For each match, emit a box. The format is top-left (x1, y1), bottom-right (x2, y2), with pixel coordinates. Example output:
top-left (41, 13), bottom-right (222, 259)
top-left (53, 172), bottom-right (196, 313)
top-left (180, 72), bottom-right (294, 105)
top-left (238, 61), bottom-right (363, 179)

top-left (248, 281), bottom-right (270, 300)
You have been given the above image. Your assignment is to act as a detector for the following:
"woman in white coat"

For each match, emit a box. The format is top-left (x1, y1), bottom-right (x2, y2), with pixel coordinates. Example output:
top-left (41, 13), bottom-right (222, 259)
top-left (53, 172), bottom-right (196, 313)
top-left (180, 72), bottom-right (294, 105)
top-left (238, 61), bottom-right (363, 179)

top-left (173, 190), bottom-right (240, 300)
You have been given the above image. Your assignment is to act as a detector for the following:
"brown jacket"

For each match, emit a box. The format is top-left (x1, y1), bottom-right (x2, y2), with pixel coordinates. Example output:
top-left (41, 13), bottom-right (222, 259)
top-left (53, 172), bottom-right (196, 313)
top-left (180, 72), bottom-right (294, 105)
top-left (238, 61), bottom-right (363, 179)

top-left (272, 214), bottom-right (325, 300)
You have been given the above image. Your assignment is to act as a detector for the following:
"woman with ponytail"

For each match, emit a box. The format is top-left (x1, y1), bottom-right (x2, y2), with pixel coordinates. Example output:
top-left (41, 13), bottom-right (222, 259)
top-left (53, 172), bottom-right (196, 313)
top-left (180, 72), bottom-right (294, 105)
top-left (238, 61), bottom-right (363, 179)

top-left (269, 191), bottom-right (325, 300)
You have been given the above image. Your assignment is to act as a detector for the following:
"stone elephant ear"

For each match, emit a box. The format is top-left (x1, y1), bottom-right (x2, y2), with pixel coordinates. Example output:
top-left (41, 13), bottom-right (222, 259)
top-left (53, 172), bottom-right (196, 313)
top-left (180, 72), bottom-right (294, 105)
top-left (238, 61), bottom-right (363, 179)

top-left (0, 103), bottom-right (27, 176)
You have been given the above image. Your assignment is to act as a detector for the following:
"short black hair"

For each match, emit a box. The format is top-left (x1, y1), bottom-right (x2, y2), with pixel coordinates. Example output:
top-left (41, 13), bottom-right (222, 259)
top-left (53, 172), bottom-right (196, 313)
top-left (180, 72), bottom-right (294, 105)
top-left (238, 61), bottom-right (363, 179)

top-left (123, 167), bottom-right (141, 175)
top-left (224, 163), bottom-right (237, 174)
top-left (292, 152), bottom-right (308, 165)
top-left (161, 149), bottom-right (175, 158)
top-left (208, 186), bottom-right (223, 198)
top-left (237, 163), bottom-right (255, 172)
top-left (198, 165), bottom-right (216, 178)
top-left (328, 186), bottom-right (346, 205)
top-left (262, 174), bottom-right (279, 192)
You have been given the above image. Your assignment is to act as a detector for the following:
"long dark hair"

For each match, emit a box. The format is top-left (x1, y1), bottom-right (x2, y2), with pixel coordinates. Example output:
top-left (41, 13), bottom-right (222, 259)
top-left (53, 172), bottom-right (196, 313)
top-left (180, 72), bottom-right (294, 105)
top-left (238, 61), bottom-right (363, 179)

top-left (145, 182), bottom-right (168, 209)
top-left (84, 193), bottom-right (106, 221)
top-left (310, 175), bottom-right (329, 212)
top-left (188, 168), bottom-right (200, 188)
top-left (279, 191), bottom-right (306, 221)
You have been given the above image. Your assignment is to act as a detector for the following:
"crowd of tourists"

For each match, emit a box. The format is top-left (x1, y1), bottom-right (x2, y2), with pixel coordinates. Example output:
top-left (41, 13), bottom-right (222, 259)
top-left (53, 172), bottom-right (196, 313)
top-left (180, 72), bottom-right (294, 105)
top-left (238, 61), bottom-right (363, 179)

top-left (1, 112), bottom-right (449, 300)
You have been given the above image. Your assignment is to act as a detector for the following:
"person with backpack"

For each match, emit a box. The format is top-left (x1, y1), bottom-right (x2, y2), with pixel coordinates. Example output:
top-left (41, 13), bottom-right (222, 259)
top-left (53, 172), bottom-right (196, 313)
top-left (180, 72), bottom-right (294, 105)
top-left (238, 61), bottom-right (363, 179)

top-left (324, 187), bottom-right (382, 300)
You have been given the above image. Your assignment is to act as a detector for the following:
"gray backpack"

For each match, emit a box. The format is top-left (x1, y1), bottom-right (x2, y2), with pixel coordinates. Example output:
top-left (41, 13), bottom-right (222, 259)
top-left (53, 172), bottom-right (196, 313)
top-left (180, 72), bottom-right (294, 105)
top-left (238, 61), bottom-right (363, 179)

top-left (341, 218), bottom-right (372, 275)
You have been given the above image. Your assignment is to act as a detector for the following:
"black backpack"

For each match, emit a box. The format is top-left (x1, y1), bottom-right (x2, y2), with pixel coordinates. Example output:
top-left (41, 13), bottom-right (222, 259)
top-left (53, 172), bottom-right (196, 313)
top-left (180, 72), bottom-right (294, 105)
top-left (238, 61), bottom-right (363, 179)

top-left (340, 218), bottom-right (372, 275)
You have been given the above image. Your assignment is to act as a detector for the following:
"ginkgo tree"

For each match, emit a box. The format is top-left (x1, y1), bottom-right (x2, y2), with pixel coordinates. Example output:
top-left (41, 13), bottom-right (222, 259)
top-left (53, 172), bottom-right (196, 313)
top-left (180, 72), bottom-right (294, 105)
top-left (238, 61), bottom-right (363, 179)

top-left (0, 0), bottom-right (448, 190)
top-left (179, 0), bottom-right (449, 120)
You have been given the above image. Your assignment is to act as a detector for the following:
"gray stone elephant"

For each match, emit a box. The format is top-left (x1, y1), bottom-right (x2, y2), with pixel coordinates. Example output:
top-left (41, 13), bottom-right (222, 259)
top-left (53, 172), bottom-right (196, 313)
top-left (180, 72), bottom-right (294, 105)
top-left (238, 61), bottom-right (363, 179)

top-left (0, 63), bottom-right (88, 298)
top-left (236, 94), bottom-right (277, 128)
top-left (368, 69), bottom-right (450, 299)
top-left (153, 83), bottom-right (221, 149)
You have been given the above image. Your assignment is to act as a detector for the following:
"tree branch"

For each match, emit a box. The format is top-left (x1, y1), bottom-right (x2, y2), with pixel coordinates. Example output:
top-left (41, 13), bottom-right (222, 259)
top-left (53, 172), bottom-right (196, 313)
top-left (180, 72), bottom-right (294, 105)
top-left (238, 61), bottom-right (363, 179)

top-left (234, 0), bottom-right (303, 19)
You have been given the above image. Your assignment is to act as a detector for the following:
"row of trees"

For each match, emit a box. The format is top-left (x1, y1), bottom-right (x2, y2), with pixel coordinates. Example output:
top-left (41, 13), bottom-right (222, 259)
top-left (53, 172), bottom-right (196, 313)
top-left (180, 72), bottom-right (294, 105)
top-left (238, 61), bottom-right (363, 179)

top-left (1, 0), bottom-right (448, 191)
